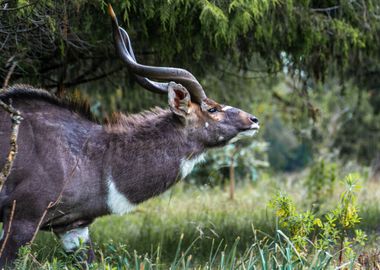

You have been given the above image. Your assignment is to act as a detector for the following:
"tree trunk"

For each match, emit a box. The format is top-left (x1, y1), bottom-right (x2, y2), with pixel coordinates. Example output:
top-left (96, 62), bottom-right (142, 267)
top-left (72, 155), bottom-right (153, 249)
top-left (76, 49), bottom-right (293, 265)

top-left (229, 154), bottom-right (235, 200)
top-left (370, 153), bottom-right (380, 181)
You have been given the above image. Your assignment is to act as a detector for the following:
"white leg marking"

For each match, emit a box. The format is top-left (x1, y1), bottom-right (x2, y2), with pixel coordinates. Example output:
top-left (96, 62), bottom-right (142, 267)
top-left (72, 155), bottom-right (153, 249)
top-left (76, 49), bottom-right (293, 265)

top-left (60, 227), bottom-right (89, 252)
top-left (0, 230), bottom-right (3, 241)
top-left (180, 153), bottom-right (205, 178)
top-left (107, 175), bottom-right (135, 215)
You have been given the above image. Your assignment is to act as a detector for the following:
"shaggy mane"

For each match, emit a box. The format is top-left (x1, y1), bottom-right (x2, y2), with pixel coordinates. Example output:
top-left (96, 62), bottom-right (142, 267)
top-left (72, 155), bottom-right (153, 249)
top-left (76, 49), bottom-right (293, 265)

top-left (105, 107), bottom-right (173, 133)
top-left (0, 84), bottom-right (98, 122)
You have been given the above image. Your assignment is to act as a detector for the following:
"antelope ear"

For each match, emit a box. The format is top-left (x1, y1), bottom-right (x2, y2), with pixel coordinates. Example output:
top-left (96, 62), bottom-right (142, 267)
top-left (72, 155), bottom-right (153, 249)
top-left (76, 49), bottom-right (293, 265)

top-left (168, 82), bottom-right (191, 119)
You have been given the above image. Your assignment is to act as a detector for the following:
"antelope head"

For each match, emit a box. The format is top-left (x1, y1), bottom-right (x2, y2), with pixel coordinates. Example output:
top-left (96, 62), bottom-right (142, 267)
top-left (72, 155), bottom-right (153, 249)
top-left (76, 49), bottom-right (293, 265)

top-left (108, 5), bottom-right (259, 147)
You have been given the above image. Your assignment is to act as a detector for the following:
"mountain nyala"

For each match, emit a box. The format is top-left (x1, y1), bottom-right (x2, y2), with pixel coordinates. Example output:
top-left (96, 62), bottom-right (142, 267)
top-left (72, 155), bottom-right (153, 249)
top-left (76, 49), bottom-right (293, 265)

top-left (0, 5), bottom-right (259, 266)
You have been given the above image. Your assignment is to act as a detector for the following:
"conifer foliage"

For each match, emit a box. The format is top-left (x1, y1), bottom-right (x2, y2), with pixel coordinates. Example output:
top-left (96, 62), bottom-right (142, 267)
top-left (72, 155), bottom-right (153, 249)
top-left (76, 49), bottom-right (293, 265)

top-left (1, 0), bottom-right (379, 89)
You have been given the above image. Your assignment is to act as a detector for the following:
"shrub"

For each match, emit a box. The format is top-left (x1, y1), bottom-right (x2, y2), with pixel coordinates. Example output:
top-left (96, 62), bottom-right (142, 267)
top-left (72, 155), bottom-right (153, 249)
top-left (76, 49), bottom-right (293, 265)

top-left (269, 173), bottom-right (367, 266)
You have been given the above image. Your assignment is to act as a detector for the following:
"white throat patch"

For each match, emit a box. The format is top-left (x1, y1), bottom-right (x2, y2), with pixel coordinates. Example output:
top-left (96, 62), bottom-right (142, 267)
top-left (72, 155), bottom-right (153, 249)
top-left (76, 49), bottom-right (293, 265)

top-left (180, 153), bottom-right (205, 178)
top-left (60, 227), bottom-right (89, 252)
top-left (106, 176), bottom-right (135, 215)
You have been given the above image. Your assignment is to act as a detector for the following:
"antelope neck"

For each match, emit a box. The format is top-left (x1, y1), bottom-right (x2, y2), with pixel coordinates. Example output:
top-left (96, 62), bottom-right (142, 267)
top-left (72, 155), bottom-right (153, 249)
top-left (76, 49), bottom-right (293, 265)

top-left (104, 111), bottom-right (205, 206)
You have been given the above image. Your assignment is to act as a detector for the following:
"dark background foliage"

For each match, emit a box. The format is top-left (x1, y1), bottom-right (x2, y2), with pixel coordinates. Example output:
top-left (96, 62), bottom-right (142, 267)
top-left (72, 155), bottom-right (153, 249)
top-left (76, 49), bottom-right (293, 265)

top-left (1, 0), bottom-right (379, 170)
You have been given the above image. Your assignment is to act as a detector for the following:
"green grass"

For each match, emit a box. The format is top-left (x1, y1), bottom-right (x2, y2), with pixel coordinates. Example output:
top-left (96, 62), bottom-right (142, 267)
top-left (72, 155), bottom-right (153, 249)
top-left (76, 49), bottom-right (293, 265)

top-left (34, 183), bottom-right (276, 264)
top-left (10, 174), bottom-right (380, 269)
top-left (21, 230), bottom-right (338, 269)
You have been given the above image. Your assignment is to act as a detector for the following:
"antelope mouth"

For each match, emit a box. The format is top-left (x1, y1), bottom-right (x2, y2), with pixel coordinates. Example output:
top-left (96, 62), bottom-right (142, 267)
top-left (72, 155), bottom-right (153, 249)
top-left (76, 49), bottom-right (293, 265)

top-left (230, 123), bottom-right (260, 143)
top-left (239, 127), bottom-right (259, 137)
top-left (248, 123), bottom-right (260, 130)
top-left (240, 123), bottom-right (260, 132)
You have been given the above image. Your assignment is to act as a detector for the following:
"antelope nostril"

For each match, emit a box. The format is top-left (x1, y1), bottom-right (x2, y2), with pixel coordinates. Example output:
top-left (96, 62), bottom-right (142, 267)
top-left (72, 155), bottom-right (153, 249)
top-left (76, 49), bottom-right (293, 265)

top-left (249, 116), bottom-right (259, 124)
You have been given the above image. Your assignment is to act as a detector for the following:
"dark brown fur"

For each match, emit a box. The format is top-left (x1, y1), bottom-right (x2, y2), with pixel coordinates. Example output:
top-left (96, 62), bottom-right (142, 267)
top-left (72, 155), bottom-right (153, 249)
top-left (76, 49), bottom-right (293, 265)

top-left (0, 84), bottom-right (258, 267)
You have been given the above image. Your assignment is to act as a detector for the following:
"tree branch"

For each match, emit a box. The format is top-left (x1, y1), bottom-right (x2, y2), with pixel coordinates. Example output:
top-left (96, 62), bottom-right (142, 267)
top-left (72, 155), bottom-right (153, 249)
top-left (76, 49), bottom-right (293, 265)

top-left (2, 58), bottom-right (16, 89)
top-left (0, 59), bottom-right (23, 192)
top-left (0, 1), bottom-right (38, 11)
top-left (0, 100), bottom-right (23, 191)
top-left (0, 200), bottom-right (16, 258)
top-left (45, 66), bottom-right (124, 89)
top-left (310, 6), bottom-right (340, 13)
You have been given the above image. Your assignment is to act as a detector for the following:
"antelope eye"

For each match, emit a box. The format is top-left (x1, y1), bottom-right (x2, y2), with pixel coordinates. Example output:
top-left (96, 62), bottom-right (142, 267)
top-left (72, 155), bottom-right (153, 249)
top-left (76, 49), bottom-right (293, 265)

top-left (208, 107), bottom-right (218, 113)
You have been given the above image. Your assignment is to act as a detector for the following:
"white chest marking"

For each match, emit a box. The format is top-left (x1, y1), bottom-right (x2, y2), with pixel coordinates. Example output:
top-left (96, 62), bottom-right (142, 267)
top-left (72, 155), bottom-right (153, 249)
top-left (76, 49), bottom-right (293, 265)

top-left (205, 122), bottom-right (209, 128)
top-left (180, 153), bottom-right (205, 178)
top-left (60, 227), bottom-right (89, 252)
top-left (107, 176), bottom-right (135, 215)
